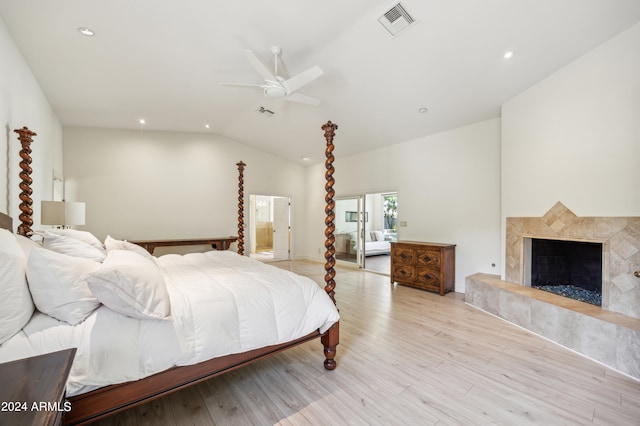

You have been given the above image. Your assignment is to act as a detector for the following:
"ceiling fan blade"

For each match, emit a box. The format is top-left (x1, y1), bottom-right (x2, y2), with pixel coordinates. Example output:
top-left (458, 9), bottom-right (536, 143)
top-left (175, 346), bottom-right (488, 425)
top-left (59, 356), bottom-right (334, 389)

top-left (282, 65), bottom-right (323, 93)
top-left (220, 82), bottom-right (266, 88)
top-left (242, 50), bottom-right (277, 82)
top-left (285, 92), bottom-right (321, 106)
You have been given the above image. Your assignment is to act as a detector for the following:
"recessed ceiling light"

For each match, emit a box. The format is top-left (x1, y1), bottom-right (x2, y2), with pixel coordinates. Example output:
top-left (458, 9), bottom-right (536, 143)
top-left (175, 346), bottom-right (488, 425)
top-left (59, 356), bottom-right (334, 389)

top-left (78, 27), bottom-right (95, 37)
top-left (139, 118), bottom-right (146, 125)
top-left (301, 157), bottom-right (311, 161)
top-left (503, 50), bottom-right (515, 60)
top-left (205, 124), bottom-right (211, 129)
top-left (418, 107), bottom-right (428, 114)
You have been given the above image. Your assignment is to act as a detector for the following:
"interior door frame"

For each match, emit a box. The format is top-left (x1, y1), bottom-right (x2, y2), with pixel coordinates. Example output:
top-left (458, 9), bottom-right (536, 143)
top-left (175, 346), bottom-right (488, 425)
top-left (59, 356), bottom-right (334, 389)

top-left (334, 190), bottom-right (398, 272)
top-left (248, 194), bottom-right (291, 261)
top-left (272, 196), bottom-right (290, 260)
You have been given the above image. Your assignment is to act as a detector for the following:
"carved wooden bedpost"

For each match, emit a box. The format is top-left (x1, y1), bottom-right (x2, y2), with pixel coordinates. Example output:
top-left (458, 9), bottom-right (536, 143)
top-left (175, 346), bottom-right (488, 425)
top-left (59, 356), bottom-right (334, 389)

top-left (321, 120), bottom-right (339, 370)
top-left (14, 127), bottom-right (37, 236)
top-left (322, 121), bottom-right (338, 303)
top-left (236, 161), bottom-right (246, 255)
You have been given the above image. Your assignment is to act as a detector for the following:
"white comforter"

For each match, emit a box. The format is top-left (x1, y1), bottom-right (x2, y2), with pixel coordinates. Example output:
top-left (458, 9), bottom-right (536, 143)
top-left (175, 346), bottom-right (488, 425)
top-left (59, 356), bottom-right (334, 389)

top-left (0, 251), bottom-right (339, 396)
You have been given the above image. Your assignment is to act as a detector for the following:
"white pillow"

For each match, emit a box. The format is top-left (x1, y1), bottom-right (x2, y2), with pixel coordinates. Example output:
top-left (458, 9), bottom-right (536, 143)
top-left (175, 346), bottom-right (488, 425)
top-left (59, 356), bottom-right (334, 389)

top-left (26, 248), bottom-right (101, 325)
top-left (365, 231), bottom-right (372, 242)
top-left (47, 229), bottom-right (104, 250)
top-left (43, 231), bottom-right (106, 262)
top-left (15, 233), bottom-right (41, 260)
top-left (0, 229), bottom-right (35, 344)
top-left (372, 230), bottom-right (384, 242)
top-left (104, 235), bottom-right (156, 261)
top-left (86, 250), bottom-right (171, 320)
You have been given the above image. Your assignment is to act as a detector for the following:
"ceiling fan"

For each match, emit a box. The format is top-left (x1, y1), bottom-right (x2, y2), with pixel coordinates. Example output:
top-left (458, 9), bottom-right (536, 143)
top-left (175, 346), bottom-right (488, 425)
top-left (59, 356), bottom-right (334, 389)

top-left (221, 46), bottom-right (323, 106)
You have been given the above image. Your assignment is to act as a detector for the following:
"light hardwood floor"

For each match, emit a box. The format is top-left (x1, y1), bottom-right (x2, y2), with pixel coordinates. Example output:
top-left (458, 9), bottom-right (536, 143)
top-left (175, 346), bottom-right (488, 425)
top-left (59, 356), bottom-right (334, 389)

top-left (93, 260), bottom-right (640, 425)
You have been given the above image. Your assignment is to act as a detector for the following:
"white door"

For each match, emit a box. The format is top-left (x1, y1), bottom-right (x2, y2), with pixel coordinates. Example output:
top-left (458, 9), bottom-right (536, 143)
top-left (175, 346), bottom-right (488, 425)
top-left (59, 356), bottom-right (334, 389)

top-left (272, 197), bottom-right (290, 260)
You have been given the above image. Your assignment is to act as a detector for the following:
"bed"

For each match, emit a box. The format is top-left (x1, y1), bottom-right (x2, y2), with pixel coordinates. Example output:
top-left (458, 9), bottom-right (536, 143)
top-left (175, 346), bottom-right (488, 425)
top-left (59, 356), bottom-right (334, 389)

top-left (0, 122), bottom-right (340, 425)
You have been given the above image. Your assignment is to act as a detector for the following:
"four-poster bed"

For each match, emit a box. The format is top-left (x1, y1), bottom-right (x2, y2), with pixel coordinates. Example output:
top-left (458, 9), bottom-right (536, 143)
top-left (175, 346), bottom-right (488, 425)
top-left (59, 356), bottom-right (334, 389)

top-left (0, 122), bottom-right (340, 425)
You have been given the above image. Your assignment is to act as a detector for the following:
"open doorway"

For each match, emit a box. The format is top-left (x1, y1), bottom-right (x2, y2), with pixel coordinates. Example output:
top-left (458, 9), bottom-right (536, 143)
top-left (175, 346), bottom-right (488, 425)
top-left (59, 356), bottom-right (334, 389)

top-left (334, 192), bottom-right (397, 274)
top-left (249, 195), bottom-right (291, 262)
top-left (363, 192), bottom-right (397, 274)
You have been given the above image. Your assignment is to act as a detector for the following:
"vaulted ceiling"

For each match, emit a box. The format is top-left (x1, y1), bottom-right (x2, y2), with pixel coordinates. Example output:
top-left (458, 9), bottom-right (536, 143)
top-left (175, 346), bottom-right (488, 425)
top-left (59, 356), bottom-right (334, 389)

top-left (2, 0), bottom-right (640, 164)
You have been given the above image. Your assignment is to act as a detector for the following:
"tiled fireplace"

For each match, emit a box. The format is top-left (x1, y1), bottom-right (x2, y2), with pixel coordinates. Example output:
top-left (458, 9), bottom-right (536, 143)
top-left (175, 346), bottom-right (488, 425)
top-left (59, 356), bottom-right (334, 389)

top-left (466, 202), bottom-right (640, 380)
top-left (506, 202), bottom-right (640, 319)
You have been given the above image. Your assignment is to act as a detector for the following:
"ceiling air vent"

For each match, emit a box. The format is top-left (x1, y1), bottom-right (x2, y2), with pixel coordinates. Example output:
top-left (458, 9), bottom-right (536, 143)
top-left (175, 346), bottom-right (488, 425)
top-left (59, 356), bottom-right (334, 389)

top-left (378, 3), bottom-right (416, 37)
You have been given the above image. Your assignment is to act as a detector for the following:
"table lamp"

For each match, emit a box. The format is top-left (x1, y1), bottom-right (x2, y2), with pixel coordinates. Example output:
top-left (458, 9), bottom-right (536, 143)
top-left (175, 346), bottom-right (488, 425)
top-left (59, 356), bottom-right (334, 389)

top-left (41, 201), bottom-right (85, 228)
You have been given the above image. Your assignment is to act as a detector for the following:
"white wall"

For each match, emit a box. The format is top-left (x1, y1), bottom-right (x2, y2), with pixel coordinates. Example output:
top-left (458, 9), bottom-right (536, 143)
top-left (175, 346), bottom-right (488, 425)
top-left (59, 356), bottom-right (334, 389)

top-left (501, 22), bottom-right (640, 275)
top-left (303, 118), bottom-right (502, 292)
top-left (63, 127), bottom-right (307, 254)
top-left (0, 17), bottom-right (62, 227)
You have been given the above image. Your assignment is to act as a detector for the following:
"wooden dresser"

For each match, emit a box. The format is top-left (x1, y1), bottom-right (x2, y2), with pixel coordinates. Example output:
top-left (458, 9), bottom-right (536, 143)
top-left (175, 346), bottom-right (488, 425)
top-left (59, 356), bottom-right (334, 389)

top-left (390, 241), bottom-right (456, 295)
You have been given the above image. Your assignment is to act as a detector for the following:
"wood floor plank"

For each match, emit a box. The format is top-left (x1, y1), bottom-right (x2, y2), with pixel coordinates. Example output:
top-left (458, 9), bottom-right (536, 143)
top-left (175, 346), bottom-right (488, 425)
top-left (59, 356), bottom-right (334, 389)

top-left (165, 385), bottom-right (212, 426)
top-left (91, 260), bottom-right (640, 425)
top-left (127, 398), bottom-right (172, 426)
top-left (197, 371), bottom-right (261, 424)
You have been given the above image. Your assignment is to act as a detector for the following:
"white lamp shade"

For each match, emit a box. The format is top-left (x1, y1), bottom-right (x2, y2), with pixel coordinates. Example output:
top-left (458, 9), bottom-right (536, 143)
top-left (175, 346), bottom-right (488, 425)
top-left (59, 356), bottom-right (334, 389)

top-left (41, 201), bottom-right (86, 226)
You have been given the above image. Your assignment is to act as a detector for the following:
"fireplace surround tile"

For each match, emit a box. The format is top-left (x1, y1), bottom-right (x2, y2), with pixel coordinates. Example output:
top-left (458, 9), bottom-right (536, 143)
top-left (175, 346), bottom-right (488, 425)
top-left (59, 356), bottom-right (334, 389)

top-left (571, 315), bottom-right (617, 367)
top-left (499, 291), bottom-right (531, 328)
top-left (617, 327), bottom-right (640, 379)
top-left (529, 302), bottom-right (577, 347)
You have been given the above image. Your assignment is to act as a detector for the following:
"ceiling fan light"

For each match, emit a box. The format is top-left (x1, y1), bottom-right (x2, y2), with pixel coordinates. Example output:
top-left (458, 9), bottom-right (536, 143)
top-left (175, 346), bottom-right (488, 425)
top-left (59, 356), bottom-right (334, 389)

top-left (264, 86), bottom-right (286, 98)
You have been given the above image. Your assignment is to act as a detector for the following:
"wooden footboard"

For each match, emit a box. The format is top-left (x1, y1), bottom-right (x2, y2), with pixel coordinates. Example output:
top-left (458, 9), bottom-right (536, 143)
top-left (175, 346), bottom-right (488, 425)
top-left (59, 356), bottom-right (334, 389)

top-left (65, 329), bottom-right (339, 425)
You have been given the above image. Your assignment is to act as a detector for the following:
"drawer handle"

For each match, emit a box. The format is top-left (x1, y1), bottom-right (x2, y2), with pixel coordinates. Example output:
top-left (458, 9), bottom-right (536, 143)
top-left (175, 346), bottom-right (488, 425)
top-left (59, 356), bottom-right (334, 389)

top-left (421, 255), bottom-right (432, 263)
top-left (422, 273), bottom-right (432, 280)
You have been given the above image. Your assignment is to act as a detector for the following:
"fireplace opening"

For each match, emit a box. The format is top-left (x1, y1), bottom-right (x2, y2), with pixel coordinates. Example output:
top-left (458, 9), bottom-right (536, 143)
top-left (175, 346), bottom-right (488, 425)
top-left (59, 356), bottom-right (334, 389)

top-left (525, 238), bottom-right (603, 306)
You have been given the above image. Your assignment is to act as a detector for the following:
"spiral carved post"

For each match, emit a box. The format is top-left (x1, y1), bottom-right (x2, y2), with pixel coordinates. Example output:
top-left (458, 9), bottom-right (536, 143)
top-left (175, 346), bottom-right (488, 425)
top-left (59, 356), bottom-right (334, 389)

top-left (14, 127), bottom-right (37, 236)
top-left (236, 161), bottom-right (246, 255)
top-left (320, 120), bottom-right (339, 371)
top-left (322, 121), bottom-right (338, 304)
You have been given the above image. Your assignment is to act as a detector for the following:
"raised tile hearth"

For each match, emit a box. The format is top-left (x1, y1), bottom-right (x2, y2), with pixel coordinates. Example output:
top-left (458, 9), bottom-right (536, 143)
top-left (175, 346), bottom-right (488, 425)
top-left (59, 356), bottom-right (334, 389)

top-left (466, 203), bottom-right (640, 380)
top-left (466, 273), bottom-right (640, 380)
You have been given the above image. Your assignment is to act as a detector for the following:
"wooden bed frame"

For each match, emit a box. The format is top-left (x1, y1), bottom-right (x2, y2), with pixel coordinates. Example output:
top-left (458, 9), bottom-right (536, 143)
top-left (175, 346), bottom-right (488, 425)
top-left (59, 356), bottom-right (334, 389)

top-left (6, 123), bottom-right (340, 425)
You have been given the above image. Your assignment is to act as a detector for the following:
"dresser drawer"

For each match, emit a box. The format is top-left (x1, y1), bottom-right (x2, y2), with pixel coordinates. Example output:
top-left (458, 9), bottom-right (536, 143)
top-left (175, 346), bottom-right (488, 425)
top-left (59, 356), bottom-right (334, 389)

top-left (415, 249), bottom-right (441, 268)
top-left (393, 247), bottom-right (415, 265)
top-left (392, 264), bottom-right (414, 283)
top-left (414, 267), bottom-right (441, 291)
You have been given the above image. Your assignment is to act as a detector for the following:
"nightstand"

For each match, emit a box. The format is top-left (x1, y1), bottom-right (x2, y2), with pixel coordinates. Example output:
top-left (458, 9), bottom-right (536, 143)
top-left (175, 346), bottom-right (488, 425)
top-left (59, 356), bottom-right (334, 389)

top-left (0, 348), bottom-right (76, 426)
